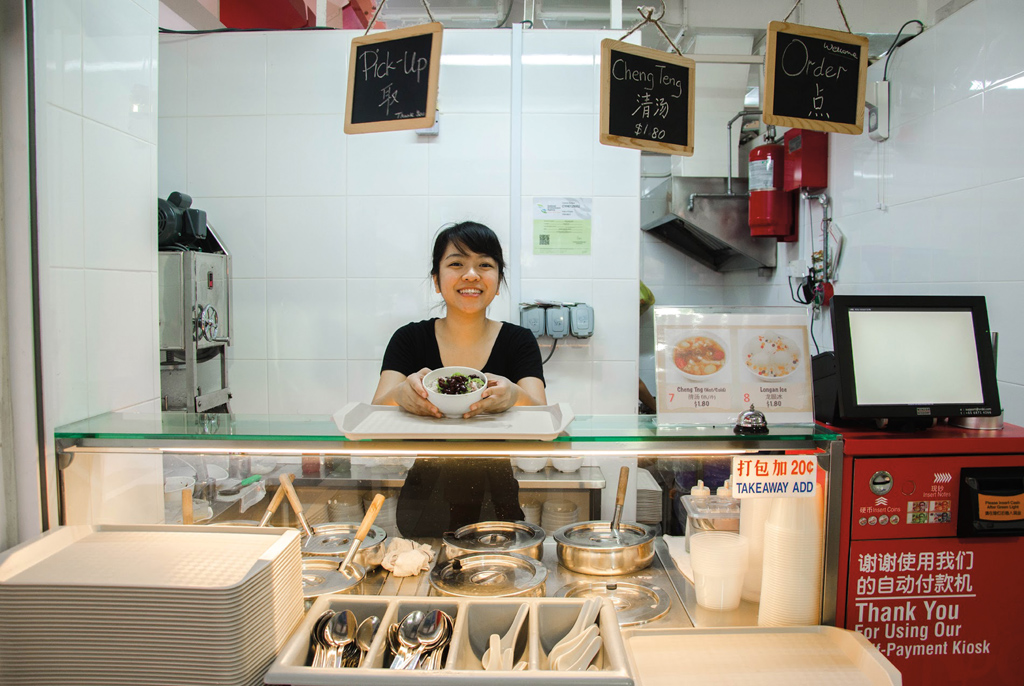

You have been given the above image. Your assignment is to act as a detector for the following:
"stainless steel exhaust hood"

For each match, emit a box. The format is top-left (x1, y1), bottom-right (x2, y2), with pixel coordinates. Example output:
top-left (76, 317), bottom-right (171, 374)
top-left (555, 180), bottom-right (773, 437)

top-left (641, 176), bottom-right (776, 272)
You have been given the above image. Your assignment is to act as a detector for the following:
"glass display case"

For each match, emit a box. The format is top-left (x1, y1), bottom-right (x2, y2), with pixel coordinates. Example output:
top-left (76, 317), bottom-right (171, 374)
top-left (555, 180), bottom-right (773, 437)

top-left (53, 412), bottom-right (842, 628)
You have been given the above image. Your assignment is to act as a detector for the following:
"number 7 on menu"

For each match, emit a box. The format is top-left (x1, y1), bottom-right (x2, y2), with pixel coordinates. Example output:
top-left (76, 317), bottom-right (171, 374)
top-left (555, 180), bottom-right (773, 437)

top-left (599, 39), bottom-right (696, 156)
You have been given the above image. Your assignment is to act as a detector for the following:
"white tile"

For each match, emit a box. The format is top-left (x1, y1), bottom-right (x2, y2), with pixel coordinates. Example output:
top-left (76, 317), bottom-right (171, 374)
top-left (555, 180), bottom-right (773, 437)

top-left (829, 129), bottom-right (881, 216)
top-left (47, 268), bottom-right (90, 426)
top-left (268, 360), bottom-right (347, 415)
top-left (346, 196), bottom-right (430, 278)
top-left (227, 279), bottom-right (267, 360)
top-left (428, 114), bottom-right (510, 196)
top-left (266, 114), bottom-right (346, 196)
top-left (131, 0), bottom-right (158, 16)
top-left (186, 116), bottom-right (266, 197)
top-left (542, 361), bottom-right (592, 414)
top-left (884, 112), bottom-right (935, 206)
top-left (346, 128), bottom-right (428, 197)
top-left (82, 0), bottom-right (157, 142)
top-left (521, 114), bottom-right (594, 197)
top-left (985, 0), bottom-right (1024, 87)
top-left (982, 177), bottom-right (1024, 295)
top-left (999, 382), bottom-right (1023, 426)
top-left (591, 361), bottom-right (637, 415)
top-left (158, 117), bottom-right (187, 198)
top-left (885, 28), bottom-right (934, 129)
top-left (267, 196), bottom-right (346, 278)
top-left (267, 30), bottom-right (349, 115)
top-left (346, 278), bottom-right (435, 361)
top-left (266, 279), bottom-right (347, 360)
top-left (36, 0), bottom-right (82, 113)
top-left (593, 119), bottom-right (640, 197)
top-left (928, 93), bottom-right (985, 197)
top-left (42, 106), bottom-right (84, 269)
top-left (427, 196), bottom-right (510, 250)
top-left (347, 360), bottom-right (383, 404)
top-left (522, 31), bottom-right (596, 114)
top-left (187, 32), bottom-right (267, 116)
top-left (157, 35), bottom-right (188, 117)
top-left (591, 280), bottom-right (638, 361)
top-left (981, 78), bottom-right (1024, 185)
top-left (226, 360), bottom-right (269, 414)
top-left (591, 197), bottom-right (639, 280)
top-left (438, 30), bottom-right (511, 113)
top-left (83, 121), bottom-right (154, 271)
top-left (85, 270), bottom-right (159, 414)
top-left (933, 0), bottom-right (986, 109)
top-left (930, 187), bottom-right (984, 283)
top-left (190, 196), bottom-right (266, 279)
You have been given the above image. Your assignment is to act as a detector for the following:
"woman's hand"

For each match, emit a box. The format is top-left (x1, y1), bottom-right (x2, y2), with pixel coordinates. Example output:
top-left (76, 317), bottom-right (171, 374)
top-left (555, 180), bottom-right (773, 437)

top-left (464, 374), bottom-right (519, 417)
top-left (374, 368), bottom-right (443, 418)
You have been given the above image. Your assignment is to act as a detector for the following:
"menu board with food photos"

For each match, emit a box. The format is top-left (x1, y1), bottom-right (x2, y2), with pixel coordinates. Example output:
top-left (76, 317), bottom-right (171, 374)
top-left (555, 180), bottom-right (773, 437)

top-left (653, 307), bottom-right (814, 425)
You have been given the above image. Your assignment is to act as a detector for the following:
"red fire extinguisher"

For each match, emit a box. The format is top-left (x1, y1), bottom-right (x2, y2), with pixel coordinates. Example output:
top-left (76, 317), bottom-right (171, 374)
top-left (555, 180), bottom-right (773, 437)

top-left (748, 139), bottom-right (793, 237)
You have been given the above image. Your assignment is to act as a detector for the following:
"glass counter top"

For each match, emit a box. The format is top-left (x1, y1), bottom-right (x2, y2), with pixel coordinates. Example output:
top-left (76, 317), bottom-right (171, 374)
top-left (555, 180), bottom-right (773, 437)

top-left (54, 411), bottom-right (838, 444)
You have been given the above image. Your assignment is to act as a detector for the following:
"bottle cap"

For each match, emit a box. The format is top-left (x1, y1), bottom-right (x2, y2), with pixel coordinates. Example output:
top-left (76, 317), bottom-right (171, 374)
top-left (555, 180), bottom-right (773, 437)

top-left (690, 479), bottom-right (710, 497)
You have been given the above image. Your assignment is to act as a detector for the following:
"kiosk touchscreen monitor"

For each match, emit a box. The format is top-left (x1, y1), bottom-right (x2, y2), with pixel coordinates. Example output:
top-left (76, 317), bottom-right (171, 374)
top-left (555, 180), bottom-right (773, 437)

top-left (830, 295), bottom-right (1001, 423)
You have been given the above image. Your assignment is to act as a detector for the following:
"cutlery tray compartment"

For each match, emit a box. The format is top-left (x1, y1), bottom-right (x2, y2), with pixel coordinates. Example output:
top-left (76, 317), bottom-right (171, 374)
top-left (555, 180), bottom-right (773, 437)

top-left (266, 596), bottom-right (633, 685)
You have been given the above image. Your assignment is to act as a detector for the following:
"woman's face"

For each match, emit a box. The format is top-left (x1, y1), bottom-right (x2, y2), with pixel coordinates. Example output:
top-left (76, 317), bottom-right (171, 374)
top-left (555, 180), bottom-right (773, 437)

top-left (434, 242), bottom-right (500, 315)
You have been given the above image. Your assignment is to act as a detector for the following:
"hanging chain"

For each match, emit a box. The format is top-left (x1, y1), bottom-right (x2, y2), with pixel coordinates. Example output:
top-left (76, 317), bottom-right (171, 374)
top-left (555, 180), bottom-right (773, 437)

top-left (421, 0), bottom-right (436, 24)
top-left (618, 2), bottom-right (682, 55)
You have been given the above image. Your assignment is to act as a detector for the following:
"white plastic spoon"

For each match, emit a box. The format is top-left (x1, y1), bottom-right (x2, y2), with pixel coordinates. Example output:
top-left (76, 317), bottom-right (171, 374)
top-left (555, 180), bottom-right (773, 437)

top-left (485, 633), bottom-right (502, 670)
top-left (550, 625), bottom-right (599, 670)
top-left (561, 635), bottom-right (602, 672)
top-left (548, 599), bottom-right (601, 664)
top-left (482, 603), bottom-right (529, 669)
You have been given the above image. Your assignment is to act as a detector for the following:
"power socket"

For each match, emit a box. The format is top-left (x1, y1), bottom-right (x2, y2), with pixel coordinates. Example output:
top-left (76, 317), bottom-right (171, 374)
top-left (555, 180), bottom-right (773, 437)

top-left (867, 80), bottom-right (889, 142)
top-left (545, 306), bottom-right (569, 339)
top-left (519, 305), bottom-right (545, 338)
top-left (569, 304), bottom-right (594, 338)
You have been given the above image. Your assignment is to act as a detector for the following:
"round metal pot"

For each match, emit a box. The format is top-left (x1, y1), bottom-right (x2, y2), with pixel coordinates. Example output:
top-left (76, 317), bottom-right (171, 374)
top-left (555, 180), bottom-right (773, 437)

top-left (429, 552), bottom-right (547, 598)
top-left (301, 523), bottom-right (387, 569)
top-left (442, 520), bottom-right (544, 561)
top-left (554, 521), bottom-right (656, 576)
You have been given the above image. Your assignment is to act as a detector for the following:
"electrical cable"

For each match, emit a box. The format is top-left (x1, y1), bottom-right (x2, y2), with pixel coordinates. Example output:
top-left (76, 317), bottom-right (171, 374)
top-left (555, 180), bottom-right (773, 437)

top-left (540, 337), bottom-right (558, 365)
top-left (883, 20), bottom-right (925, 81)
top-left (495, 0), bottom-right (515, 28)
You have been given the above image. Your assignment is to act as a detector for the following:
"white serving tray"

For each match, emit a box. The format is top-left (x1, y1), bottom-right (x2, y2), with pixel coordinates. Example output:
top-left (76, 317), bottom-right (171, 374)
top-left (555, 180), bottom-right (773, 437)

top-left (623, 626), bottom-right (901, 686)
top-left (265, 596), bottom-right (633, 685)
top-left (332, 403), bottom-right (574, 441)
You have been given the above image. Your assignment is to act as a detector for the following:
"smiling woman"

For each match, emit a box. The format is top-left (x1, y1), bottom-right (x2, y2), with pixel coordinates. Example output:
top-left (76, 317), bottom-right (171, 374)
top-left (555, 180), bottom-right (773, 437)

top-left (371, 222), bottom-right (547, 536)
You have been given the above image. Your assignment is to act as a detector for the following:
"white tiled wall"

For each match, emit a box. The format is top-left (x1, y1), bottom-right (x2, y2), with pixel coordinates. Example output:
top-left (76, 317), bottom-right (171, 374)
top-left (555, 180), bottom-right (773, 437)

top-left (159, 29), bottom-right (641, 415)
top-left (32, 0), bottom-right (161, 531)
top-left (700, 0), bottom-right (1024, 424)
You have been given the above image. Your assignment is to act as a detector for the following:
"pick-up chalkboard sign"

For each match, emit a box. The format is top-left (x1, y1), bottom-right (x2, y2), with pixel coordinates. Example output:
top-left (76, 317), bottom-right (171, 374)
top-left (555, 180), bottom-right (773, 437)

top-left (599, 39), bottom-right (695, 156)
top-left (345, 23), bottom-right (442, 134)
top-left (764, 21), bottom-right (868, 135)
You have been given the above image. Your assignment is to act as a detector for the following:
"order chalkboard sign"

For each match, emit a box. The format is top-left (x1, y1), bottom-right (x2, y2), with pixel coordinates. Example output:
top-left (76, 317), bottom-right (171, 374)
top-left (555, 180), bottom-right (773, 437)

top-left (345, 23), bottom-right (442, 134)
top-left (764, 21), bottom-right (868, 135)
top-left (599, 39), bottom-right (695, 156)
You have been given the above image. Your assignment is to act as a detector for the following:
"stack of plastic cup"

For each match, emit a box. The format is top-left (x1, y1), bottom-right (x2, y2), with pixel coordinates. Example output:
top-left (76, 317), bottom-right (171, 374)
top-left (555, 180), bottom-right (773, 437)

top-left (689, 531), bottom-right (750, 611)
top-left (739, 497), bottom-right (774, 603)
top-left (757, 489), bottom-right (823, 627)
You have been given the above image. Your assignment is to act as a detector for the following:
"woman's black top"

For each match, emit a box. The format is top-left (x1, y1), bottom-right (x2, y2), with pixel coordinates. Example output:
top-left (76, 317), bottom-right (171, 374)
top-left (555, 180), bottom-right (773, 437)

top-left (380, 319), bottom-right (545, 538)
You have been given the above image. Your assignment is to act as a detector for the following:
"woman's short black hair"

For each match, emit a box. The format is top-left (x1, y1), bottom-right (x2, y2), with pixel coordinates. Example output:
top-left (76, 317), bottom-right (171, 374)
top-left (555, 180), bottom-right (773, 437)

top-left (431, 221), bottom-right (506, 286)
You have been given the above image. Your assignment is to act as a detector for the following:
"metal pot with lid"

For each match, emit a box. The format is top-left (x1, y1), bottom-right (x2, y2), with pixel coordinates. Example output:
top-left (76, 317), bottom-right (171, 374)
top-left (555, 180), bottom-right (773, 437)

top-left (303, 523), bottom-right (387, 569)
top-left (429, 552), bottom-right (547, 598)
top-left (554, 467), bottom-right (656, 576)
top-left (442, 520), bottom-right (544, 561)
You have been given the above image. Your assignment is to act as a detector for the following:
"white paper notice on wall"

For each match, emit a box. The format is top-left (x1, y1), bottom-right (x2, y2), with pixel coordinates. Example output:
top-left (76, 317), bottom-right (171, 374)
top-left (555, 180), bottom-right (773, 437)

top-left (731, 455), bottom-right (819, 499)
top-left (653, 307), bottom-right (814, 426)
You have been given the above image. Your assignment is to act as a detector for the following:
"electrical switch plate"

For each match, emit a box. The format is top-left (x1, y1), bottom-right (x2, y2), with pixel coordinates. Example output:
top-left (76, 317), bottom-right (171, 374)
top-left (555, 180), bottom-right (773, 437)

top-left (519, 306), bottom-right (545, 338)
top-left (867, 81), bottom-right (889, 142)
top-left (545, 306), bottom-right (569, 339)
top-left (569, 304), bottom-right (594, 338)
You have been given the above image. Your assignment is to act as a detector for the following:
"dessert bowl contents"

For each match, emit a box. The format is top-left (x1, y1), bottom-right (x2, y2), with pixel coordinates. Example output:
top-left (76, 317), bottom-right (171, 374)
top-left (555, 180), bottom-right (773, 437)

top-left (673, 334), bottom-right (727, 378)
top-left (744, 332), bottom-right (801, 379)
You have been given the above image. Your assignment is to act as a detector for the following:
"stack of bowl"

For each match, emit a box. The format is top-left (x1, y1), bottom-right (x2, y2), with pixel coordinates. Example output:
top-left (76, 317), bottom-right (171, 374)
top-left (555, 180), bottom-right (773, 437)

top-left (757, 491), bottom-right (823, 626)
top-left (689, 531), bottom-right (749, 611)
top-left (541, 500), bottom-right (578, 534)
top-left (327, 493), bottom-right (364, 522)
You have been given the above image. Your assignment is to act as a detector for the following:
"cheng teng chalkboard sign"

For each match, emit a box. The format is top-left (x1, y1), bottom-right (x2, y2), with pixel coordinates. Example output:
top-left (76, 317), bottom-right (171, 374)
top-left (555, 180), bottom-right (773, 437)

top-left (345, 23), bottom-right (442, 134)
top-left (599, 39), bottom-right (695, 156)
top-left (764, 21), bottom-right (868, 135)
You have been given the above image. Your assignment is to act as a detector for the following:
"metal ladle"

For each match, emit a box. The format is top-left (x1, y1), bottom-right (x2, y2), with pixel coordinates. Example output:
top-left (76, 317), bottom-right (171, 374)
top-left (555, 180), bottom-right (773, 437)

top-left (609, 466), bottom-right (629, 542)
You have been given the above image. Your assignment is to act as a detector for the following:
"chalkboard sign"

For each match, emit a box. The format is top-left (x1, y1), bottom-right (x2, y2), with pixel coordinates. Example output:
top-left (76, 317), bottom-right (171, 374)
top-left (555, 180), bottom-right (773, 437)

top-left (344, 23), bottom-right (442, 134)
top-left (764, 21), bottom-right (868, 135)
top-left (599, 39), bottom-right (695, 156)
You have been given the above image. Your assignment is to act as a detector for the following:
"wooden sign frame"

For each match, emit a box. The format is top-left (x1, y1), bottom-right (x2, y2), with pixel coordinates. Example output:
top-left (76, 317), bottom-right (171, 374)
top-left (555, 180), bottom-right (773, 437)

top-left (599, 39), bottom-right (696, 156)
top-left (763, 21), bottom-right (869, 135)
top-left (344, 22), bottom-right (443, 134)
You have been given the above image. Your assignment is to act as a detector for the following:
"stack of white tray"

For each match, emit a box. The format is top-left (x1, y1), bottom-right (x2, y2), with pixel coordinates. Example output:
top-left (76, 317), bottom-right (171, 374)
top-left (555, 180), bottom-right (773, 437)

top-left (0, 524), bottom-right (303, 686)
top-left (636, 469), bottom-right (663, 525)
